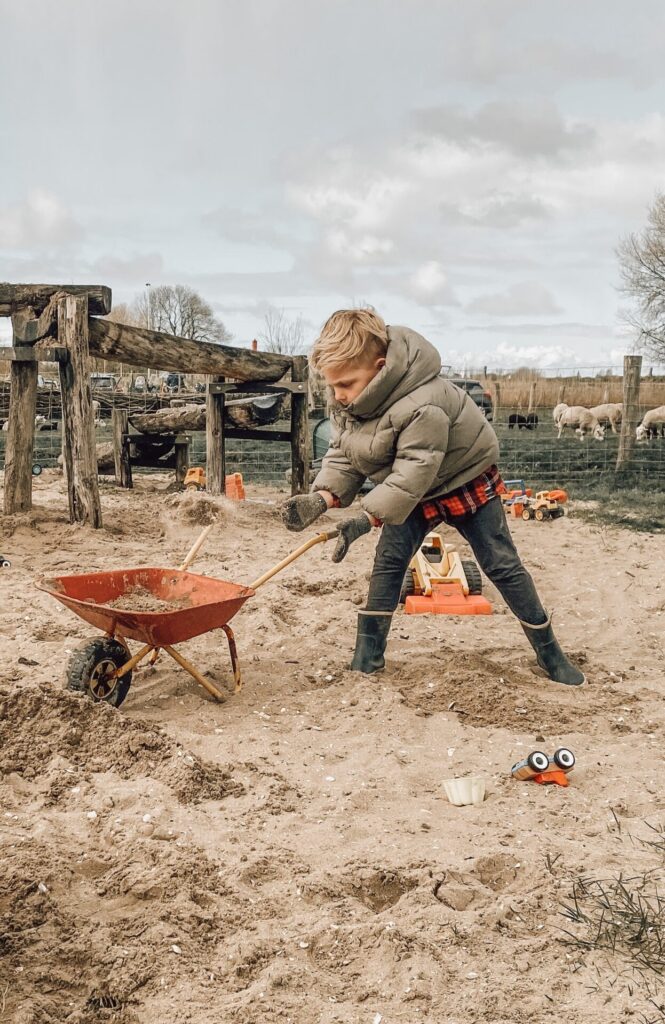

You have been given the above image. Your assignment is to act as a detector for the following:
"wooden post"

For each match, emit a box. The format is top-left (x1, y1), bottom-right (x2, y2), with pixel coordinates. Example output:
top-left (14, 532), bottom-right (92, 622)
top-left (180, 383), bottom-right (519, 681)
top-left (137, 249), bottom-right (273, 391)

top-left (175, 433), bottom-right (190, 487)
top-left (58, 295), bottom-right (103, 527)
top-left (527, 382), bottom-right (536, 414)
top-left (112, 408), bottom-right (132, 488)
top-left (493, 383), bottom-right (501, 425)
top-left (290, 355), bottom-right (309, 495)
top-left (557, 384), bottom-right (566, 405)
top-left (206, 376), bottom-right (225, 495)
top-left (616, 355), bottom-right (642, 472)
top-left (3, 358), bottom-right (38, 514)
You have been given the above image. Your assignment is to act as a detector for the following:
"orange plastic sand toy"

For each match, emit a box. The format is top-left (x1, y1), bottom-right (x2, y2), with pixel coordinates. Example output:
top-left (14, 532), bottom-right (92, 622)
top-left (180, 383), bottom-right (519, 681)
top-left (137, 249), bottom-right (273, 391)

top-left (400, 532), bottom-right (492, 616)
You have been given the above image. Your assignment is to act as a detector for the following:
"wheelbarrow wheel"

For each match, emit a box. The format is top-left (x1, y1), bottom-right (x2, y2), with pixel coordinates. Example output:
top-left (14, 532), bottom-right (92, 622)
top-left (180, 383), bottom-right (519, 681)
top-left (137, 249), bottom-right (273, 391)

top-left (65, 637), bottom-right (133, 708)
top-left (461, 559), bottom-right (483, 595)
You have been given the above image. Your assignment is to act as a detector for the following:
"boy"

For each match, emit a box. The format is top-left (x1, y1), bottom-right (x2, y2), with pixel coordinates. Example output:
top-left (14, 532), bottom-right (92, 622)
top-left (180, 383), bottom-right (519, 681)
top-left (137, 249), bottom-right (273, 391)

top-left (281, 309), bottom-right (584, 686)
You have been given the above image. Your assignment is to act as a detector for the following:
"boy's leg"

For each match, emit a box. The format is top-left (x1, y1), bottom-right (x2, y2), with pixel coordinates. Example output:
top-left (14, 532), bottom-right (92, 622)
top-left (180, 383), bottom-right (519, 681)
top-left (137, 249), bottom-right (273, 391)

top-left (454, 498), bottom-right (584, 686)
top-left (351, 505), bottom-right (429, 673)
top-left (364, 505), bottom-right (430, 612)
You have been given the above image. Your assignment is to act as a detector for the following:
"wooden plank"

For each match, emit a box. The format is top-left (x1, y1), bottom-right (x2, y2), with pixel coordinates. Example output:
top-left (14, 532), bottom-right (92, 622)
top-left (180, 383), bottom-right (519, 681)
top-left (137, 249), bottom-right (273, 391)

top-left (112, 409), bottom-right (132, 489)
top-left (0, 283), bottom-right (111, 317)
top-left (175, 435), bottom-right (190, 487)
top-left (0, 345), bottom-right (65, 361)
top-left (206, 377), bottom-right (225, 495)
top-left (58, 295), bottom-right (103, 527)
top-left (208, 380), bottom-right (306, 395)
top-left (290, 355), bottom-right (309, 496)
top-left (88, 318), bottom-right (292, 382)
top-left (616, 355), bottom-right (642, 471)
top-left (223, 428), bottom-right (292, 442)
top-left (2, 361), bottom-right (38, 514)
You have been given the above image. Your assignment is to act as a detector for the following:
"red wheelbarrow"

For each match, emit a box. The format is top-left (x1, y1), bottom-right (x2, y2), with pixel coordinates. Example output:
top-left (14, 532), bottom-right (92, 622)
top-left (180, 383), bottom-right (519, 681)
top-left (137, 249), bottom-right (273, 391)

top-left (37, 525), bottom-right (338, 707)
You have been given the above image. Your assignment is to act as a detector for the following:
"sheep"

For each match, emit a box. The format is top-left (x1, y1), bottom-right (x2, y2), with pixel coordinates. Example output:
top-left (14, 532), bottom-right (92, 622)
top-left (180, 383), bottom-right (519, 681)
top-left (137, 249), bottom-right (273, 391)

top-left (636, 405), bottom-right (665, 441)
top-left (1, 420), bottom-right (7, 432)
top-left (557, 405), bottom-right (605, 441)
top-left (589, 402), bottom-right (622, 434)
top-left (552, 402), bottom-right (568, 426)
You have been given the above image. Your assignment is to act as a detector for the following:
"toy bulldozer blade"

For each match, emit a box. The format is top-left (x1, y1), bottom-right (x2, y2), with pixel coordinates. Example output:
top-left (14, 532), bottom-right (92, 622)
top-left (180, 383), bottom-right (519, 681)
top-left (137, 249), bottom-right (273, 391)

top-left (401, 533), bottom-right (492, 616)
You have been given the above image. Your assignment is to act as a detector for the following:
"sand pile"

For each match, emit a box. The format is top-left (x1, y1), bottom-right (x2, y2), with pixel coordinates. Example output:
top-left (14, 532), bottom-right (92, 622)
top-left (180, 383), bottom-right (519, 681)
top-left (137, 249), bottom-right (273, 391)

top-left (105, 586), bottom-right (191, 612)
top-left (1, 475), bottom-right (665, 1022)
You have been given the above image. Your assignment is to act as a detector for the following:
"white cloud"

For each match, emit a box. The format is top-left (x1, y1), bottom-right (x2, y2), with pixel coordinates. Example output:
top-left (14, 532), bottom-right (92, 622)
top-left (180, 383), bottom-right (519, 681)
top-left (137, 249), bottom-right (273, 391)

top-left (408, 261), bottom-right (449, 302)
top-left (466, 282), bottom-right (562, 317)
top-left (0, 190), bottom-right (84, 249)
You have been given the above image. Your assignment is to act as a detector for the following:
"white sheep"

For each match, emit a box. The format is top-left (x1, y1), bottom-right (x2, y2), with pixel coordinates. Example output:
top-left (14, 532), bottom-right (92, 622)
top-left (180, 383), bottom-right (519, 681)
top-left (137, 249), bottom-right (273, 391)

top-left (557, 405), bottom-right (605, 441)
top-left (552, 402), bottom-right (568, 426)
top-left (1, 420), bottom-right (8, 432)
top-left (636, 405), bottom-right (665, 441)
top-left (589, 402), bottom-right (622, 434)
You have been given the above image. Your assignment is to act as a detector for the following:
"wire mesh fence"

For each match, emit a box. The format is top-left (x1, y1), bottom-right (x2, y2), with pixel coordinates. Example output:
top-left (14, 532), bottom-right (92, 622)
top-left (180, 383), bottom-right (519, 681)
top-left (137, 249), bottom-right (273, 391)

top-left (1, 363), bottom-right (665, 491)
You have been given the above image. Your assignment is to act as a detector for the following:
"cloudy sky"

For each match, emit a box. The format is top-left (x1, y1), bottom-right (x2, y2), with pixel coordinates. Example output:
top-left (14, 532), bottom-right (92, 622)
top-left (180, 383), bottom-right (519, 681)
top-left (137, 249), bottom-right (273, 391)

top-left (2, 0), bottom-right (665, 370)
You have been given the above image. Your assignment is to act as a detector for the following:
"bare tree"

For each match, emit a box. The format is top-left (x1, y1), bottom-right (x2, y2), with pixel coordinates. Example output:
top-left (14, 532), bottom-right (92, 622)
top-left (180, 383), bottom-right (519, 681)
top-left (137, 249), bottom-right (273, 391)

top-left (259, 306), bottom-right (306, 355)
top-left (103, 302), bottom-right (139, 327)
top-left (618, 192), bottom-right (665, 361)
top-left (132, 285), bottom-right (232, 344)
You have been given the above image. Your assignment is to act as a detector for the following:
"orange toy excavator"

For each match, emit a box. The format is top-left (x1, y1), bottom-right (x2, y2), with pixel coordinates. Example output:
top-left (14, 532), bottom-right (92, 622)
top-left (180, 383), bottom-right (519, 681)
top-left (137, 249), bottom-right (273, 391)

top-left (399, 532), bottom-right (493, 616)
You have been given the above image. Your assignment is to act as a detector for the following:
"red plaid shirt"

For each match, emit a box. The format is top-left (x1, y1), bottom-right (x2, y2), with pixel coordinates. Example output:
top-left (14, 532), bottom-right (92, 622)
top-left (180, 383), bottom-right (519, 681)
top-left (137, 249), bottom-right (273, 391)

top-left (420, 465), bottom-right (506, 525)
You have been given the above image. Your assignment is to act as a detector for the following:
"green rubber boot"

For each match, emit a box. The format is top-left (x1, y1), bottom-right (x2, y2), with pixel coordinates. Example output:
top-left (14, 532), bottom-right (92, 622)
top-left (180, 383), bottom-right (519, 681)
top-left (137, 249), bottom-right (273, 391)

top-left (520, 615), bottom-right (585, 686)
top-left (350, 612), bottom-right (393, 674)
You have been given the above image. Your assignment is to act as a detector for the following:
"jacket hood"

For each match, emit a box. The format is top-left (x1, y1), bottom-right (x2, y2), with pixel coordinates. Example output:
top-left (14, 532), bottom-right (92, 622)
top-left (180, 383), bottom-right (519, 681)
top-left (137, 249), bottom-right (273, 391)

top-left (340, 326), bottom-right (442, 420)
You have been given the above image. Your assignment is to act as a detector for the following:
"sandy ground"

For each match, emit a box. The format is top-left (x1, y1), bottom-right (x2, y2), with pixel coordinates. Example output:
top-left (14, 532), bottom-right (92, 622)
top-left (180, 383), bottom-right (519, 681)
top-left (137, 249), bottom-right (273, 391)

top-left (1, 471), bottom-right (665, 1024)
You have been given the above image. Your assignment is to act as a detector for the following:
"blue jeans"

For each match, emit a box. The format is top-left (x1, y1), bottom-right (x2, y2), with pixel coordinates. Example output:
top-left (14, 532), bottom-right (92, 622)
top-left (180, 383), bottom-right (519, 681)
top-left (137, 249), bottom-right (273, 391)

top-left (365, 497), bottom-right (548, 624)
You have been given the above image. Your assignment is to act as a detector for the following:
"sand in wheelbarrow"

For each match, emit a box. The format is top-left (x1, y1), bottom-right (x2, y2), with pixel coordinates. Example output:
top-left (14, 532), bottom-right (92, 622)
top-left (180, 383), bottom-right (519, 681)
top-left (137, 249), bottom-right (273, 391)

top-left (105, 586), bottom-right (191, 612)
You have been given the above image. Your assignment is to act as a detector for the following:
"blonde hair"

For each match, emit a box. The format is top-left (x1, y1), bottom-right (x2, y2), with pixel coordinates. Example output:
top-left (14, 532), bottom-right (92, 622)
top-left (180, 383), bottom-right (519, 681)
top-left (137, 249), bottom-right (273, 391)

top-left (310, 308), bottom-right (388, 371)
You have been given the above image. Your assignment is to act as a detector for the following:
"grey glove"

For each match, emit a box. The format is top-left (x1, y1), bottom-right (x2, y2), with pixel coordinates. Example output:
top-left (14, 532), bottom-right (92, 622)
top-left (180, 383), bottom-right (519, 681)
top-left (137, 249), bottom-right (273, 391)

top-left (281, 492), bottom-right (328, 532)
top-left (332, 514), bottom-right (372, 563)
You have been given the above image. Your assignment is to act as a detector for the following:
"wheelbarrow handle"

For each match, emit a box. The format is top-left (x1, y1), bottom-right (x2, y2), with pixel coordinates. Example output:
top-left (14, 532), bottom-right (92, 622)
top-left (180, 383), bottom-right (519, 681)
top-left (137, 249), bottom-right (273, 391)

top-left (248, 529), bottom-right (339, 591)
top-left (179, 524), bottom-right (215, 572)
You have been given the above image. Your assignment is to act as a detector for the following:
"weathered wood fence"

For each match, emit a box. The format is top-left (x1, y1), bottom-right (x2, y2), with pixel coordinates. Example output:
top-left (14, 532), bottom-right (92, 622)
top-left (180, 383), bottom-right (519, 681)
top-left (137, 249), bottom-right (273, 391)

top-left (0, 283), bottom-right (309, 526)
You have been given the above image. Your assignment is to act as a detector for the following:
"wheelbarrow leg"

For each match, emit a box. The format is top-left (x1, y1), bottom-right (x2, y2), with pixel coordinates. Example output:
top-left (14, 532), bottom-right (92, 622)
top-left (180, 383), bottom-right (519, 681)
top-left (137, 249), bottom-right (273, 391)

top-left (110, 642), bottom-right (156, 679)
top-left (162, 645), bottom-right (227, 702)
top-left (221, 624), bottom-right (242, 693)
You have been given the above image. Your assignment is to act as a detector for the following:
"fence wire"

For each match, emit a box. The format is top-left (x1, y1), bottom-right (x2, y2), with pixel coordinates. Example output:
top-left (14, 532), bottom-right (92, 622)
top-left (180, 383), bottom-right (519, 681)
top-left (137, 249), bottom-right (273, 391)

top-left (1, 368), bottom-right (664, 491)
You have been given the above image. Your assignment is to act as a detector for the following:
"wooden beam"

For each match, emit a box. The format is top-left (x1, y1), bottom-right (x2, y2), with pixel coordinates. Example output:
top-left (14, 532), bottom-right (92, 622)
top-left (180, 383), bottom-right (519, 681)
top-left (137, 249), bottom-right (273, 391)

top-left (58, 295), bottom-right (103, 527)
top-left (206, 377), bottom-right (225, 495)
top-left (3, 361), bottom-right (38, 515)
top-left (222, 427), bottom-right (292, 442)
top-left (11, 292), bottom-right (62, 342)
top-left (290, 355), bottom-right (309, 496)
top-left (0, 283), bottom-right (111, 317)
top-left (87, 317), bottom-right (291, 382)
top-left (175, 434), bottom-right (191, 488)
top-left (0, 345), bottom-right (65, 361)
top-left (112, 409), bottom-right (132, 489)
top-left (616, 354), bottom-right (642, 472)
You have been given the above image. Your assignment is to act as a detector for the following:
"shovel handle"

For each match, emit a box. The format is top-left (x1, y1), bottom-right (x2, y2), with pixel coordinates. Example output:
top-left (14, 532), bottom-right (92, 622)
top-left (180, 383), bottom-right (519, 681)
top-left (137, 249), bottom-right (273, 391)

top-left (248, 529), bottom-right (339, 591)
top-left (179, 524), bottom-right (214, 571)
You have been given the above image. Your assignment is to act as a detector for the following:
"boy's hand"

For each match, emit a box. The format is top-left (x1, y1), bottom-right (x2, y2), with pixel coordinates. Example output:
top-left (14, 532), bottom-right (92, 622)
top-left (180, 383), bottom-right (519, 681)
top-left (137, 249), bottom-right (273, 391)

top-left (281, 492), bottom-right (329, 532)
top-left (332, 514), bottom-right (373, 563)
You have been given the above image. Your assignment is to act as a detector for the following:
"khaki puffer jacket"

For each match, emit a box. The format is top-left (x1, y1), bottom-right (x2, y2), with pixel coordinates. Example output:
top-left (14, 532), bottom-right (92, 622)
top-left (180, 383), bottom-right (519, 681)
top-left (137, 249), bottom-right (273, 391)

top-left (312, 326), bottom-right (500, 525)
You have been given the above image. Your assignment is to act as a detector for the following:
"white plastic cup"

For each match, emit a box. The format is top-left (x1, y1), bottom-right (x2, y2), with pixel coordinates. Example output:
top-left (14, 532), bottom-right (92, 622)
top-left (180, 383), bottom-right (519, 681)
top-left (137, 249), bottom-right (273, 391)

top-left (443, 776), bottom-right (486, 807)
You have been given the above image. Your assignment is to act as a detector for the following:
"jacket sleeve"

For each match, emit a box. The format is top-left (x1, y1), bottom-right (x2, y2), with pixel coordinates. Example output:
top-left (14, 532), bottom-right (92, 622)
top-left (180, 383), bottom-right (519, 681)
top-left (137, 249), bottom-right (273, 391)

top-left (360, 405), bottom-right (449, 525)
top-left (311, 421), bottom-right (366, 507)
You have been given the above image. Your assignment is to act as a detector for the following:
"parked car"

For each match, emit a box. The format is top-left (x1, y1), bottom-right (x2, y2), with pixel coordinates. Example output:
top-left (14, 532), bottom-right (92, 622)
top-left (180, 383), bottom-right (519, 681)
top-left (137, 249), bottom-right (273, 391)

top-left (132, 374), bottom-right (158, 393)
top-left (90, 372), bottom-right (119, 391)
top-left (164, 372), bottom-right (186, 392)
top-left (443, 376), bottom-right (493, 420)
